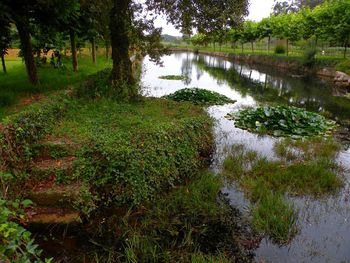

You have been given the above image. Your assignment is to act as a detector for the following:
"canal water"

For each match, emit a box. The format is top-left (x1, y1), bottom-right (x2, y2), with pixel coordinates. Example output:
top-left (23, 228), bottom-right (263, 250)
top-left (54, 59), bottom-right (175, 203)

top-left (141, 52), bottom-right (350, 263)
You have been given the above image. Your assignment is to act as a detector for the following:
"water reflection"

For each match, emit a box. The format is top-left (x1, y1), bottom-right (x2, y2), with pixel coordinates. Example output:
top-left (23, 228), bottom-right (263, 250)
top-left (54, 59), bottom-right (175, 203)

top-left (141, 52), bottom-right (350, 263)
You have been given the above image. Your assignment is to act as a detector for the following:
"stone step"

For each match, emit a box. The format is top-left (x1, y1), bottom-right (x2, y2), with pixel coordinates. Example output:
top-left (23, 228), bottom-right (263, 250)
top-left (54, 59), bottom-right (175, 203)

top-left (30, 156), bottom-right (77, 179)
top-left (26, 207), bottom-right (81, 225)
top-left (28, 181), bottom-right (83, 208)
top-left (32, 136), bottom-right (78, 160)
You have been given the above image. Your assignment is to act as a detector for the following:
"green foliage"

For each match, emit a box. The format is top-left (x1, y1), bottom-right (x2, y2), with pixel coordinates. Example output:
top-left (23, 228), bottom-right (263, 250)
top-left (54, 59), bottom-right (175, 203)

top-left (302, 47), bottom-right (317, 67)
top-left (159, 75), bottom-right (188, 80)
top-left (75, 68), bottom-right (112, 99)
top-left (95, 172), bottom-right (253, 262)
top-left (0, 94), bottom-right (72, 175)
top-left (228, 105), bottom-right (336, 138)
top-left (222, 140), bottom-right (342, 243)
top-left (52, 98), bottom-right (213, 207)
top-left (251, 187), bottom-right (297, 243)
top-left (335, 60), bottom-right (350, 75)
top-left (164, 88), bottom-right (236, 106)
top-left (0, 198), bottom-right (52, 263)
top-left (274, 44), bottom-right (286, 54)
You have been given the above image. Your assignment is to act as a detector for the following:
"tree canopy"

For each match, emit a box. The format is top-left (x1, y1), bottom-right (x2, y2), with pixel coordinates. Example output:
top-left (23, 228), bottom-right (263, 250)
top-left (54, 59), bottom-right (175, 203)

top-left (1, 0), bottom-right (249, 99)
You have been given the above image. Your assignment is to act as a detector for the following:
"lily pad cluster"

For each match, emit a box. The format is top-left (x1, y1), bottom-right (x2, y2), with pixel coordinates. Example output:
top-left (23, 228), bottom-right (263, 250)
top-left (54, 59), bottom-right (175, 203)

top-left (159, 75), bottom-right (188, 81)
top-left (228, 106), bottom-right (337, 138)
top-left (164, 88), bottom-right (236, 106)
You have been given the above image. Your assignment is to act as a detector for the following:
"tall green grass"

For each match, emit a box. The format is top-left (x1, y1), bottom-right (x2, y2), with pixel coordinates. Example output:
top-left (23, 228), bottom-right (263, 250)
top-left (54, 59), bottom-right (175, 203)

top-left (222, 138), bottom-right (343, 244)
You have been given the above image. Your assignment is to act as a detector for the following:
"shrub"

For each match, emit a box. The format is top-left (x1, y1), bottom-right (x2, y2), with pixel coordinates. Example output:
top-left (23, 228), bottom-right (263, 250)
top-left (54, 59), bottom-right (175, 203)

top-left (74, 68), bottom-right (112, 99)
top-left (274, 45), bottom-right (286, 54)
top-left (335, 60), bottom-right (350, 75)
top-left (0, 92), bottom-right (17, 108)
top-left (302, 48), bottom-right (317, 67)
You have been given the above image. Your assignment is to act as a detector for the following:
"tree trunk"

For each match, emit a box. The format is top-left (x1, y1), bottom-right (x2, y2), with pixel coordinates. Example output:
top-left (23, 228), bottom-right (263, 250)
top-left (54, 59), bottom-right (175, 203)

top-left (91, 38), bottom-right (96, 64)
top-left (344, 38), bottom-right (348, 59)
top-left (110, 0), bottom-right (135, 99)
top-left (70, 29), bottom-right (78, 72)
top-left (286, 39), bottom-right (289, 56)
top-left (105, 40), bottom-right (110, 59)
top-left (251, 41), bottom-right (254, 53)
top-left (315, 36), bottom-right (318, 55)
top-left (16, 19), bottom-right (38, 85)
top-left (1, 54), bottom-right (6, 74)
top-left (241, 43), bottom-right (244, 53)
top-left (268, 36), bottom-right (270, 54)
top-left (345, 45), bottom-right (348, 59)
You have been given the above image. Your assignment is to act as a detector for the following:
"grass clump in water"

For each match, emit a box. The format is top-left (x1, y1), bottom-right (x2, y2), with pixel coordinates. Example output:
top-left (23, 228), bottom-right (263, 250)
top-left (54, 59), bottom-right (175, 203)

top-left (228, 105), bottom-right (337, 138)
top-left (90, 172), bottom-right (256, 262)
top-left (159, 75), bottom-right (188, 80)
top-left (164, 88), bottom-right (236, 106)
top-left (222, 139), bottom-right (343, 244)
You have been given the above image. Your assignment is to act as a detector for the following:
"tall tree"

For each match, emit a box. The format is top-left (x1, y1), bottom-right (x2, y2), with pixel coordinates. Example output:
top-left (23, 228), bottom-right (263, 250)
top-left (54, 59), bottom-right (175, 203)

top-left (257, 18), bottom-right (273, 53)
top-left (108, 0), bottom-right (249, 99)
top-left (242, 21), bottom-right (259, 53)
top-left (2, 0), bottom-right (79, 84)
top-left (273, 0), bottom-right (325, 15)
top-left (0, 5), bottom-right (11, 74)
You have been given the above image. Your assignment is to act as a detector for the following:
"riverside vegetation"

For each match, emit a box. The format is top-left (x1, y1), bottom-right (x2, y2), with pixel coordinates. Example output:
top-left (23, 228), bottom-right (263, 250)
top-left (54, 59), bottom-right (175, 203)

top-left (0, 69), bottom-right (258, 262)
top-left (164, 88), bottom-right (236, 106)
top-left (222, 138), bottom-right (343, 244)
top-left (159, 75), bottom-right (189, 81)
top-left (227, 106), bottom-right (337, 138)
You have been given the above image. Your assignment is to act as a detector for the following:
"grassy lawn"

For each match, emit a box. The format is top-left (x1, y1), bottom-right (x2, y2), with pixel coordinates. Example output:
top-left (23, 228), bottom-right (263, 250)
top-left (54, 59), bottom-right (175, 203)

top-left (0, 55), bottom-right (111, 119)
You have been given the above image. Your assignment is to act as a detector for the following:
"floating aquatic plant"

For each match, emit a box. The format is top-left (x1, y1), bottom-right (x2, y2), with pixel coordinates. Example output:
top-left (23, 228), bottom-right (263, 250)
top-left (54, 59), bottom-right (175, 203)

top-left (164, 88), bottom-right (236, 106)
top-left (227, 105), bottom-right (337, 138)
top-left (159, 75), bottom-right (188, 81)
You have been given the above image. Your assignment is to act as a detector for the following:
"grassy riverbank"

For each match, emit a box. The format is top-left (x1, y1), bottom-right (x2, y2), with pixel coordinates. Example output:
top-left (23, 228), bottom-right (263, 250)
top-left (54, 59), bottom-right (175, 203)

top-left (169, 44), bottom-right (349, 73)
top-left (0, 55), bottom-right (111, 119)
top-left (0, 68), bottom-right (259, 262)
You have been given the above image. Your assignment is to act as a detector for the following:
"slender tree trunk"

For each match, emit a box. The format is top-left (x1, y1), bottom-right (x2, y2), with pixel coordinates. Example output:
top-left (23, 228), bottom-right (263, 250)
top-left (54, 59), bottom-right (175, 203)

top-left (1, 54), bottom-right (6, 74)
top-left (286, 39), bottom-right (289, 56)
top-left (16, 19), bottom-right (39, 85)
top-left (241, 43), bottom-right (244, 53)
top-left (110, 0), bottom-right (135, 99)
top-left (69, 29), bottom-right (78, 72)
top-left (105, 40), bottom-right (110, 59)
top-left (251, 41), bottom-right (254, 53)
top-left (315, 36), bottom-right (318, 55)
top-left (91, 38), bottom-right (96, 64)
top-left (268, 36), bottom-right (270, 54)
top-left (345, 45), bottom-right (348, 59)
top-left (344, 38), bottom-right (348, 59)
